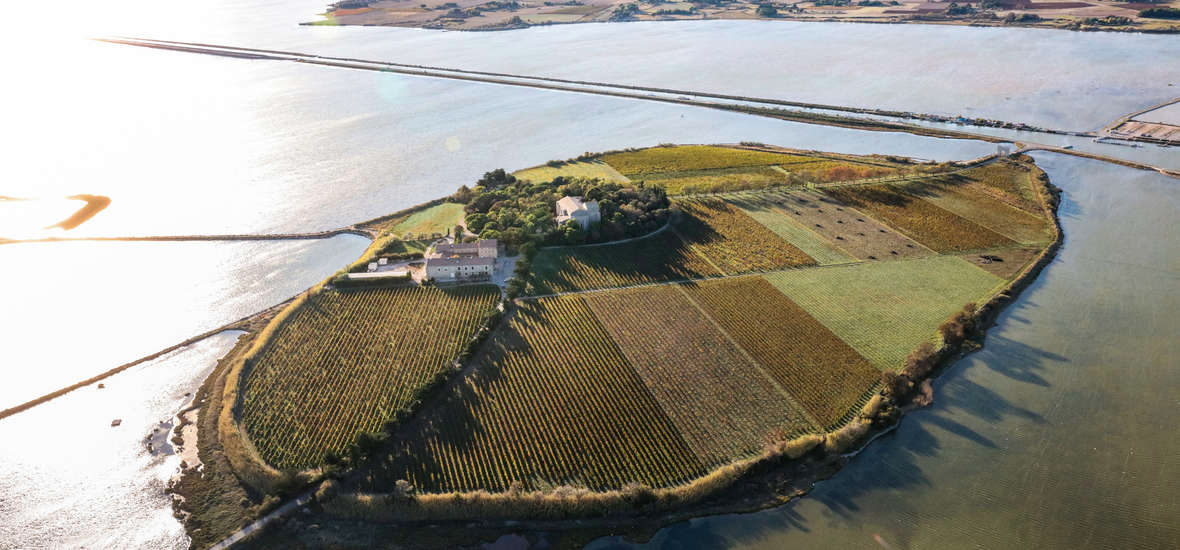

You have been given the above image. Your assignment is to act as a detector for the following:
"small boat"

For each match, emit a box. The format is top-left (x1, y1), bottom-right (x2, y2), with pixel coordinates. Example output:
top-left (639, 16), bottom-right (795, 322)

top-left (111, 419), bottom-right (122, 427)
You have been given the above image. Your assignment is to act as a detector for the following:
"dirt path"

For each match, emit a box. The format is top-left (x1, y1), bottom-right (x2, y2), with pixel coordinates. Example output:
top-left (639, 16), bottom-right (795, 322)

top-left (207, 491), bottom-right (315, 550)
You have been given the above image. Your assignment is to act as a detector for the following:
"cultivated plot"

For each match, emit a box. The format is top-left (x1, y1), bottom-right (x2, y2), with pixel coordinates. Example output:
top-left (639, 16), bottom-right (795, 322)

top-left (900, 176), bottom-right (1053, 245)
top-left (240, 285), bottom-right (500, 468)
top-left (514, 160), bottom-right (630, 183)
top-left (764, 256), bottom-right (1004, 370)
top-left (675, 198), bottom-right (815, 274)
top-left (736, 189), bottom-right (930, 261)
top-left (824, 185), bottom-right (1016, 253)
top-left (379, 295), bottom-right (706, 492)
top-left (584, 285), bottom-right (815, 465)
top-left (683, 277), bottom-right (880, 428)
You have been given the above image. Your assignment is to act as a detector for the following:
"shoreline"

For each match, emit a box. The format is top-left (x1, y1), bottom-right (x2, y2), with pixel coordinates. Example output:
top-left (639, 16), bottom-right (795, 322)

top-left (302, 4), bottom-right (1180, 34)
top-left (184, 149), bottom-right (1063, 549)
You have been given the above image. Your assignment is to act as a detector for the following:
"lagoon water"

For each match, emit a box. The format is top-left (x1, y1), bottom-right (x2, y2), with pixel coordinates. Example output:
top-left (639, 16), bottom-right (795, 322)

top-left (588, 154), bottom-right (1180, 549)
top-left (1, 1), bottom-right (1178, 548)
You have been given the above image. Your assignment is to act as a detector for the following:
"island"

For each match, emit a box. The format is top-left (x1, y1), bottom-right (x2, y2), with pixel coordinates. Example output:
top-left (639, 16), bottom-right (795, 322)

top-left (306, 0), bottom-right (1180, 33)
top-left (171, 143), bottom-right (1061, 549)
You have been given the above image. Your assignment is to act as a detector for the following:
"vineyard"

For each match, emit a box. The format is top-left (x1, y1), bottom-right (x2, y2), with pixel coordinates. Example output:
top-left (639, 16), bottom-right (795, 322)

top-left (957, 158), bottom-right (1043, 213)
top-left (513, 160), bottom-right (629, 183)
top-left (721, 193), bottom-right (857, 265)
top-left (683, 277), bottom-right (881, 428)
top-left (765, 256), bottom-right (1003, 370)
top-left (823, 185), bottom-right (1016, 253)
top-left (583, 285), bottom-right (816, 464)
top-left (597, 145), bottom-right (908, 194)
top-left (599, 145), bottom-right (809, 177)
top-left (527, 229), bottom-right (719, 295)
top-left (674, 198), bottom-right (816, 274)
top-left (239, 284), bottom-right (500, 469)
top-left (375, 295), bottom-right (706, 492)
top-left (898, 177), bottom-right (1053, 245)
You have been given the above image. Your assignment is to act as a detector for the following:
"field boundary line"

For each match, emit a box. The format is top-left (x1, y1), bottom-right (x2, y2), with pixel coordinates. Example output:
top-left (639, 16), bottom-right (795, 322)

top-left (672, 285), bottom-right (824, 432)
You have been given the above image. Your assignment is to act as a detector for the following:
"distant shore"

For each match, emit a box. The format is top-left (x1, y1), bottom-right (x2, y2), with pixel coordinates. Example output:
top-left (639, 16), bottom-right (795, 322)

top-left (304, 0), bottom-right (1180, 34)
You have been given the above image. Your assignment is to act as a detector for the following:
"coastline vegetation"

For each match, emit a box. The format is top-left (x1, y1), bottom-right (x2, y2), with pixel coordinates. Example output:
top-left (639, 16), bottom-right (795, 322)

top-left (177, 144), bottom-right (1062, 546)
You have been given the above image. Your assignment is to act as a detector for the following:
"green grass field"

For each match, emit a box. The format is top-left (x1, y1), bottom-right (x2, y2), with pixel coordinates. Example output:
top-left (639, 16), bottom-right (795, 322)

top-left (513, 160), bottom-right (630, 183)
top-left (389, 202), bottom-right (465, 238)
top-left (764, 256), bottom-right (1004, 370)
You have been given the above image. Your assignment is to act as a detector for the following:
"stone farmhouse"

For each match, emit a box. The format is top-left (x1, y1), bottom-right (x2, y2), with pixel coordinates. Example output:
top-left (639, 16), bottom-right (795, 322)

top-left (424, 239), bottom-right (498, 281)
top-left (555, 196), bottom-right (601, 229)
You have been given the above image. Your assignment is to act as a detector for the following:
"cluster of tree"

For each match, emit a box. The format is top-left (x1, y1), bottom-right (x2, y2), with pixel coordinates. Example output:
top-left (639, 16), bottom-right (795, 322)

top-left (1082, 15), bottom-right (1131, 25)
top-left (610, 2), bottom-right (641, 19)
top-left (945, 2), bottom-right (977, 15)
top-left (1004, 12), bottom-right (1040, 23)
top-left (1140, 6), bottom-right (1180, 19)
top-left (756, 4), bottom-right (778, 17)
top-left (452, 168), bottom-right (672, 248)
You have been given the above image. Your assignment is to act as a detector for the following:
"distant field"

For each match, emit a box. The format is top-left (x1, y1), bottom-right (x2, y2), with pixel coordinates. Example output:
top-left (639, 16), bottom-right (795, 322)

top-left (584, 285), bottom-right (815, 464)
top-left (599, 146), bottom-right (905, 194)
top-left (513, 160), bottom-right (629, 183)
top-left (389, 202), bottom-right (465, 238)
top-left (765, 256), bottom-right (1003, 370)
top-left (684, 277), bottom-right (880, 428)
top-left (240, 285), bottom-right (500, 468)
top-left (378, 295), bottom-right (706, 492)
top-left (600, 146), bottom-right (809, 177)
top-left (641, 166), bottom-right (789, 194)
top-left (824, 185), bottom-right (1016, 253)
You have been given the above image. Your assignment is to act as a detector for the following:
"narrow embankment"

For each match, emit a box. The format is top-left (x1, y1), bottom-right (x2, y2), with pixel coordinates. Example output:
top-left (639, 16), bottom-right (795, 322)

top-left (0, 227), bottom-right (372, 246)
top-left (98, 38), bottom-right (1180, 180)
top-left (103, 37), bottom-right (1088, 138)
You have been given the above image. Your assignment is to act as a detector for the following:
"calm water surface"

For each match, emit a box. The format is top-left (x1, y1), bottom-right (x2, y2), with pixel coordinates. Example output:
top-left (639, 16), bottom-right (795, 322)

top-left (1, 2), bottom-right (1177, 548)
top-left (588, 154), bottom-right (1180, 549)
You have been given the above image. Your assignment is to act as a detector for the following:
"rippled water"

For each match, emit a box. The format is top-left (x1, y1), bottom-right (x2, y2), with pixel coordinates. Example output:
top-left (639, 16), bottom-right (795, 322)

top-left (0, 332), bottom-right (239, 550)
top-left (588, 154), bottom-right (1180, 549)
top-left (0, 236), bottom-right (369, 410)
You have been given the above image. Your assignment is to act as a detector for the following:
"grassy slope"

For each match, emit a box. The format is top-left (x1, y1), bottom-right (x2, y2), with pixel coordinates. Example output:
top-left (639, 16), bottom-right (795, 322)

top-left (583, 284), bottom-right (815, 465)
top-left (389, 202), bottom-right (465, 238)
top-left (764, 256), bottom-right (1004, 371)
